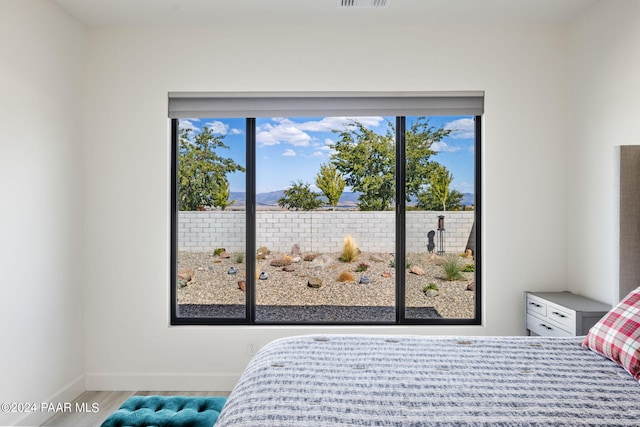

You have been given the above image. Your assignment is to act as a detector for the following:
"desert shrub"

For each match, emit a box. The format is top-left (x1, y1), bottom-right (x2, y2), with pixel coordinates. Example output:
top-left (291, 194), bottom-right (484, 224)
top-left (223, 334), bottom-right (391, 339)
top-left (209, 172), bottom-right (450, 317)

top-left (442, 255), bottom-right (463, 281)
top-left (337, 270), bottom-right (355, 282)
top-left (235, 253), bottom-right (244, 263)
top-left (462, 264), bottom-right (474, 272)
top-left (355, 263), bottom-right (369, 272)
top-left (339, 235), bottom-right (359, 262)
top-left (388, 259), bottom-right (411, 269)
top-left (213, 248), bottom-right (225, 256)
top-left (423, 282), bottom-right (439, 292)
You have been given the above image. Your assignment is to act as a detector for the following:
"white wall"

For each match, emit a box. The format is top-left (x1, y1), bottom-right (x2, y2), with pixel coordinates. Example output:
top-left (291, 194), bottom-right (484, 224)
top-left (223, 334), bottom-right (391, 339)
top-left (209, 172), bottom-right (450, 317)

top-left (567, 0), bottom-right (640, 304)
top-left (0, 1), bottom-right (86, 425)
top-left (83, 22), bottom-right (570, 391)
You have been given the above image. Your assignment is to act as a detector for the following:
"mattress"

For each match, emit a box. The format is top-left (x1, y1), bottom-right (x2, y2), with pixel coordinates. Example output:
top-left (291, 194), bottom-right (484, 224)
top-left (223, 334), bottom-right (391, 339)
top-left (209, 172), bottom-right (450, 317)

top-left (216, 334), bottom-right (640, 426)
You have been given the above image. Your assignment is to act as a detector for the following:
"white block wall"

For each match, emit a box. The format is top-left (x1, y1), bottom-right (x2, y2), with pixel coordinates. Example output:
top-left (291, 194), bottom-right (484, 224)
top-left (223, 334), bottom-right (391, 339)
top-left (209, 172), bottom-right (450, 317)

top-left (178, 211), bottom-right (474, 254)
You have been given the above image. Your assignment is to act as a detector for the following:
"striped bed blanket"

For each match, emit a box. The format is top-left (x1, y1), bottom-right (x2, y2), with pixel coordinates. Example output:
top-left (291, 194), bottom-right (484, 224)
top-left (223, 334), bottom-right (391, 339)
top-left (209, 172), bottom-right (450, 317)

top-left (216, 334), bottom-right (640, 426)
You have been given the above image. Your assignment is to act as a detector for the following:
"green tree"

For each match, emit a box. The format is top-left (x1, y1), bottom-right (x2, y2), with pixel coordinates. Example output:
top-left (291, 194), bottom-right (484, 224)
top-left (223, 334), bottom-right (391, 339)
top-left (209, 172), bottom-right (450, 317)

top-left (331, 120), bottom-right (396, 211)
top-left (315, 163), bottom-right (346, 210)
top-left (330, 117), bottom-right (451, 210)
top-left (405, 117), bottom-right (451, 200)
top-left (277, 180), bottom-right (322, 211)
top-left (178, 126), bottom-right (245, 211)
top-left (212, 178), bottom-right (233, 211)
top-left (417, 163), bottom-right (464, 211)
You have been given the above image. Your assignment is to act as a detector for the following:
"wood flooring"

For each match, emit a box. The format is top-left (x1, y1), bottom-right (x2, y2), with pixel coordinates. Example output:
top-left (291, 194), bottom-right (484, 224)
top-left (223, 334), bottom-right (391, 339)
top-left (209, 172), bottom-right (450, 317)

top-left (40, 390), bottom-right (230, 427)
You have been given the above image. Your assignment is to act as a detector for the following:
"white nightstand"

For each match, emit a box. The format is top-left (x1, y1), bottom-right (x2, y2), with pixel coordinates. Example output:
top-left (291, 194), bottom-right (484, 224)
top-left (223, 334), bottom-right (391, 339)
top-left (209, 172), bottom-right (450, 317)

top-left (525, 291), bottom-right (611, 337)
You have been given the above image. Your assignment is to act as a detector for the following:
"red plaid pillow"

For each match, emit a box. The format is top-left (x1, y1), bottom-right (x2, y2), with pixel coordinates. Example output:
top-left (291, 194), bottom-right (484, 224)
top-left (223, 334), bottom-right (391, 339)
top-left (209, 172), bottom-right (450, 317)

top-left (583, 286), bottom-right (640, 381)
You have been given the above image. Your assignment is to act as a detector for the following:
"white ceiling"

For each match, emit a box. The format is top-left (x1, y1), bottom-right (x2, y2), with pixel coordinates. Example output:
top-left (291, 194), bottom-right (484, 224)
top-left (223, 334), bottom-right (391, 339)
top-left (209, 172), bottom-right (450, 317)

top-left (51, 0), bottom-right (599, 28)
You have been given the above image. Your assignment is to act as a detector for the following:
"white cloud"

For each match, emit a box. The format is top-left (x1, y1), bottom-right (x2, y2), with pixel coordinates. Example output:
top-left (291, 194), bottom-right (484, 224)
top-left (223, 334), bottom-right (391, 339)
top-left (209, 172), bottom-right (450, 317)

top-left (444, 118), bottom-right (475, 139)
top-left (282, 149), bottom-right (297, 157)
top-left (312, 151), bottom-right (324, 157)
top-left (256, 121), bottom-right (312, 147)
top-left (432, 141), bottom-right (461, 153)
top-left (256, 117), bottom-right (386, 148)
top-left (230, 128), bottom-right (243, 135)
top-left (178, 119), bottom-right (200, 132)
top-left (296, 116), bottom-right (385, 132)
top-left (206, 120), bottom-right (230, 135)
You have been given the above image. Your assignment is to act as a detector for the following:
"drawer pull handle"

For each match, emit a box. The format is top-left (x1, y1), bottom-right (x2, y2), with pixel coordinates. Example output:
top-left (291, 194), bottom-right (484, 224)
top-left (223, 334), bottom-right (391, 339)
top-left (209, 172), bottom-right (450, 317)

top-left (539, 324), bottom-right (553, 331)
top-left (529, 302), bottom-right (542, 308)
top-left (551, 311), bottom-right (566, 318)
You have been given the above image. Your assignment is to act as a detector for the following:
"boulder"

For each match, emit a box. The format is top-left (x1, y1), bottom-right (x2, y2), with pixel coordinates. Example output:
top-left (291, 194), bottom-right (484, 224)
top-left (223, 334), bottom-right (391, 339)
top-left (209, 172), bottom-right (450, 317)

top-left (291, 244), bottom-right (301, 256)
top-left (270, 256), bottom-right (292, 267)
top-left (409, 265), bottom-right (426, 276)
top-left (369, 254), bottom-right (385, 263)
top-left (257, 246), bottom-right (271, 259)
top-left (238, 280), bottom-right (246, 292)
top-left (177, 268), bottom-right (194, 282)
top-left (307, 277), bottom-right (322, 288)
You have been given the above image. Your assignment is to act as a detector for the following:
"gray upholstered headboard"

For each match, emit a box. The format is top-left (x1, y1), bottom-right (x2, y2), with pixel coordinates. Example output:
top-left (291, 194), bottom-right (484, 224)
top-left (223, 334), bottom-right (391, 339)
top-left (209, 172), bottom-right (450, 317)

top-left (617, 146), bottom-right (640, 301)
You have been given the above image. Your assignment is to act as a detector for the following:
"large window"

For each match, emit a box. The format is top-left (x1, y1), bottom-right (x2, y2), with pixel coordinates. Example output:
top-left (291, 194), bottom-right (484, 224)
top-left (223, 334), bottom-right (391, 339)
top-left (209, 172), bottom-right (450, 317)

top-left (170, 93), bottom-right (482, 325)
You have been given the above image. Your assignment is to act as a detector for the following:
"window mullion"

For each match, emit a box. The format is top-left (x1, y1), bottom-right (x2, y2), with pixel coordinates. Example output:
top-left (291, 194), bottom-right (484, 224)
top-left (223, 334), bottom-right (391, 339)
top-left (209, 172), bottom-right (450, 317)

top-left (246, 118), bottom-right (256, 324)
top-left (395, 116), bottom-right (406, 324)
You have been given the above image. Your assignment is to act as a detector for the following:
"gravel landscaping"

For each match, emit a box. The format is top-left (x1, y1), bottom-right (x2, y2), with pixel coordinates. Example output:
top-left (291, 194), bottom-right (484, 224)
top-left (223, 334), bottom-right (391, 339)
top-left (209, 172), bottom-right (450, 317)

top-left (177, 249), bottom-right (475, 322)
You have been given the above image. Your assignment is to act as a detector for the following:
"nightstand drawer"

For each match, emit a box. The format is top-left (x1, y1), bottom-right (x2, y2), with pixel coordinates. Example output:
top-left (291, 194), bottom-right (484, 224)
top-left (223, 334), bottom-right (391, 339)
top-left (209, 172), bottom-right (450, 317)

top-left (546, 303), bottom-right (575, 331)
top-left (526, 313), bottom-right (573, 337)
top-left (526, 294), bottom-right (547, 317)
top-left (525, 291), bottom-right (611, 337)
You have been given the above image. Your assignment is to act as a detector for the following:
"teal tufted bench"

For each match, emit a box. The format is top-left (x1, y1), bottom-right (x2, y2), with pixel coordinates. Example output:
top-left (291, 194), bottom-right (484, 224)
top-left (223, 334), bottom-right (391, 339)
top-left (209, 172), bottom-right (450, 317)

top-left (101, 395), bottom-right (227, 427)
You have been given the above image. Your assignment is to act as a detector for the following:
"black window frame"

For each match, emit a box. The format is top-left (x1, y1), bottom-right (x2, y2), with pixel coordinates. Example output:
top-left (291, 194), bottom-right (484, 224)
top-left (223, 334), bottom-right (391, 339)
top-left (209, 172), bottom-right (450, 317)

top-left (171, 108), bottom-right (481, 326)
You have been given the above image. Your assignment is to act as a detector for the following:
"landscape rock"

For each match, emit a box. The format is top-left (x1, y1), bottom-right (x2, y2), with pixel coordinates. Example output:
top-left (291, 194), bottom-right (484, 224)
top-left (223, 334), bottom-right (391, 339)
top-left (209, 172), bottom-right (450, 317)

top-left (409, 265), bottom-right (426, 276)
top-left (307, 276), bottom-right (322, 288)
top-left (303, 253), bottom-right (318, 261)
top-left (466, 282), bottom-right (475, 291)
top-left (311, 254), bottom-right (334, 268)
top-left (359, 275), bottom-right (371, 284)
top-left (219, 251), bottom-right (230, 259)
top-left (282, 265), bottom-right (295, 272)
top-left (291, 256), bottom-right (301, 263)
top-left (291, 244), bottom-right (301, 256)
top-left (259, 271), bottom-right (269, 280)
top-left (369, 254), bottom-right (385, 263)
top-left (257, 246), bottom-right (271, 259)
top-left (270, 256), bottom-right (292, 267)
top-left (177, 268), bottom-right (194, 282)
top-left (238, 280), bottom-right (246, 292)
top-left (381, 271), bottom-right (392, 278)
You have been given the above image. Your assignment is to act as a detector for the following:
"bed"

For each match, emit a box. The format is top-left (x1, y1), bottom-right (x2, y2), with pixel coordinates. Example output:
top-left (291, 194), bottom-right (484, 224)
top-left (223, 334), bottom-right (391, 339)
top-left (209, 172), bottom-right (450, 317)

top-left (216, 290), bottom-right (640, 426)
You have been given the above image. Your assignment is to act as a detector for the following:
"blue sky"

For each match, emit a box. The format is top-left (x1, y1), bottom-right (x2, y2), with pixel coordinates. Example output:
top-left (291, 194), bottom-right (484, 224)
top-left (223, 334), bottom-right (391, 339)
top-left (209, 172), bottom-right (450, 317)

top-left (179, 115), bottom-right (475, 195)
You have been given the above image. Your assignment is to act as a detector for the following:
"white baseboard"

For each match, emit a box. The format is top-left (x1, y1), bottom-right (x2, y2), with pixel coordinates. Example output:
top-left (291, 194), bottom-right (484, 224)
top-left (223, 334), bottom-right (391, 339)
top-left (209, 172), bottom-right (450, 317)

top-left (84, 372), bottom-right (240, 392)
top-left (15, 375), bottom-right (85, 427)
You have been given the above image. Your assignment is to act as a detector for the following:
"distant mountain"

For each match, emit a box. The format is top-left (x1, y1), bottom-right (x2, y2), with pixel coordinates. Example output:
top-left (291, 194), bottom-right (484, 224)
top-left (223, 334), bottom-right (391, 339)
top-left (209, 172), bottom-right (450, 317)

top-left (228, 191), bottom-right (474, 209)
top-left (461, 193), bottom-right (474, 207)
top-left (229, 191), bottom-right (361, 208)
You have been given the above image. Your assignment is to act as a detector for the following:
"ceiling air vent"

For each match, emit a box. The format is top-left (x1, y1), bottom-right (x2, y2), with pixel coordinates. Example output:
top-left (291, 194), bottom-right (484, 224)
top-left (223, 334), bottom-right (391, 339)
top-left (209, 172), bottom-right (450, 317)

top-left (337, 0), bottom-right (389, 8)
